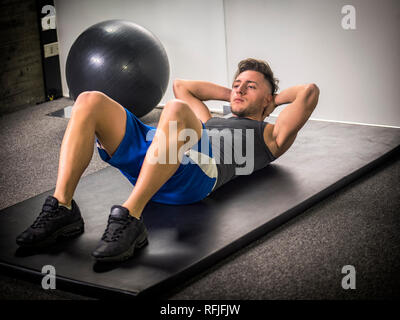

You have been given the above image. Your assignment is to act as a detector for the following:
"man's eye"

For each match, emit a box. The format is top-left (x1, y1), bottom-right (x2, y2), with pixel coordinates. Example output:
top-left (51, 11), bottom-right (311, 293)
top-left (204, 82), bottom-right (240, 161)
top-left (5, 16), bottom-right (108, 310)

top-left (248, 86), bottom-right (255, 89)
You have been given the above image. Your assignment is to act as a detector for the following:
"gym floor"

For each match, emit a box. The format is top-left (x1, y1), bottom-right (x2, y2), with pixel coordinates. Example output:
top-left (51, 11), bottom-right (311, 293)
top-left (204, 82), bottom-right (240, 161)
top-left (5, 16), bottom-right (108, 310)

top-left (0, 98), bottom-right (399, 300)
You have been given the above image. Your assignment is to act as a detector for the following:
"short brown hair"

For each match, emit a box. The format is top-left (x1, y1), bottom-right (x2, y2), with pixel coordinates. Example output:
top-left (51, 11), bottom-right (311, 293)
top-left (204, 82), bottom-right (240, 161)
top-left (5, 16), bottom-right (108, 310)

top-left (234, 58), bottom-right (279, 95)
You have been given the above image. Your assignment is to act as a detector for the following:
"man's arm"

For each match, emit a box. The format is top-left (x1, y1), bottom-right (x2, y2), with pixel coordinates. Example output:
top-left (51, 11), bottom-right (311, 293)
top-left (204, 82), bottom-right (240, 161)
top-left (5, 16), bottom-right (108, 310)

top-left (264, 84), bottom-right (320, 158)
top-left (173, 79), bottom-right (231, 123)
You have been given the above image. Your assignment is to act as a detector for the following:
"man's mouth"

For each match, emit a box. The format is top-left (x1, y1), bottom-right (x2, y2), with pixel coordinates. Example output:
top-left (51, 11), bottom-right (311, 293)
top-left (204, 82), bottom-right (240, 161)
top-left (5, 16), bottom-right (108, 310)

top-left (233, 98), bottom-right (244, 103)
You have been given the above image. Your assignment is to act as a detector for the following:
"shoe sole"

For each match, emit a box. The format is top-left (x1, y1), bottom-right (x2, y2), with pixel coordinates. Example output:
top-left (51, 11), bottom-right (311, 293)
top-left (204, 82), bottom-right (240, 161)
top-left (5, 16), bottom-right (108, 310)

top-left (93, 229), bottom-right (148, 263)
top-left (17, 219), bottom-right (85, 248)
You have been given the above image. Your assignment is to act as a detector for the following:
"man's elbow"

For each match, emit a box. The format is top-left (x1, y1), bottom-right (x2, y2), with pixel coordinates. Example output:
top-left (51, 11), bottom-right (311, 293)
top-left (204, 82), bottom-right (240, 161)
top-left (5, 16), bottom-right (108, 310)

top-left (174, 78), bottom-right (190, 89)
top-left (173, 79), bottom-right (182, 91)
top-left (305, 83), bottom-right (320, 110)
top-left (306, 83), bottom-right (320, 95)
top-left (173, 79), bottom-right (187, 97)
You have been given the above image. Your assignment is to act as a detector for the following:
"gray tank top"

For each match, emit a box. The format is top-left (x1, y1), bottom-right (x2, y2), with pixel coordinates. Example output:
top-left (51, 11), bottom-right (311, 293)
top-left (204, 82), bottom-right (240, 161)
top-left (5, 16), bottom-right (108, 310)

top-left (205, 116), bottom-right (276, 190)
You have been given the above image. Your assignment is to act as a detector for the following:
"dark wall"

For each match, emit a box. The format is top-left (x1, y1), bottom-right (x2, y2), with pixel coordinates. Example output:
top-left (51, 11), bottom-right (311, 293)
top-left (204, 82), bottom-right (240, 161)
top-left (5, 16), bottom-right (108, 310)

top-left (0, 0), bottom-right (45, 116)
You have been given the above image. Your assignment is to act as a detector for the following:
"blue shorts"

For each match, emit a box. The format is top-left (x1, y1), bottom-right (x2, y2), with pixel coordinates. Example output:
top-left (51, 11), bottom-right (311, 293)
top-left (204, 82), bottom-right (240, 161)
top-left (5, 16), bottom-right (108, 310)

top-left (96, 108), bottom-right (218, 205)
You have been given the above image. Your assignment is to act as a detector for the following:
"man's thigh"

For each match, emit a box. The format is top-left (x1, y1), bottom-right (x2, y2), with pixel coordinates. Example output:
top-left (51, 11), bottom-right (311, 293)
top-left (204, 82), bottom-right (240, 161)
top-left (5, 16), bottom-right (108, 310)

top-left (88, 91), bottom-right (127, 157)
top-left (96, 107), bottom-right (156, 179)
top-left (152, 122), bottom-right (218, 205)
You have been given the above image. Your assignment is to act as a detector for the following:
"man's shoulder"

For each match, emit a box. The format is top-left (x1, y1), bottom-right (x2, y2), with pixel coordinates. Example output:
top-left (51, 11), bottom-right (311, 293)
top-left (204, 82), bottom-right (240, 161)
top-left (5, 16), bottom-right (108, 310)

top-left (263, 123), bottom-right (279, 158)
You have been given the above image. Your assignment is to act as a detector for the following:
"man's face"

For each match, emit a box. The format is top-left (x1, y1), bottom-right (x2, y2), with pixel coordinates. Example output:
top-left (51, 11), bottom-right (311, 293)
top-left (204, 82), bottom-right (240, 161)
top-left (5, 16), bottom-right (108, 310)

top-left (230, 70), bottom-right (271, 119)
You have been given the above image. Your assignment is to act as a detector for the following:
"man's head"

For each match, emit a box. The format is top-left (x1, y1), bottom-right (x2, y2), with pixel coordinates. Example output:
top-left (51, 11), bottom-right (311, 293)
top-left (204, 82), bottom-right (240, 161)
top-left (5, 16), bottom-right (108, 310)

top-left (230, 58), bottom-right (279, 119)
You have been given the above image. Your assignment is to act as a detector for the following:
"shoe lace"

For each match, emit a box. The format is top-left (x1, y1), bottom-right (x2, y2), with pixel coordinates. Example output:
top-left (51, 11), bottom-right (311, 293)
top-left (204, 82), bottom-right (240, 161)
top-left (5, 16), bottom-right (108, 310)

top-left (31, 207), bottom-right (59, 229)
top-left (101, 217), bottom-right (132, 242)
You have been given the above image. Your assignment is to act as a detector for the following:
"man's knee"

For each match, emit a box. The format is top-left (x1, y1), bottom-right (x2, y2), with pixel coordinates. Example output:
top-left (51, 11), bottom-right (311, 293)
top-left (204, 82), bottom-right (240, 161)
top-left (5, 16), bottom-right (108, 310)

top-left (161, 99), bottom-right (202, 143)
top-left (162, 99), bottom-right (191, 124)
top-left (72, 91), bottom-right (106, 118)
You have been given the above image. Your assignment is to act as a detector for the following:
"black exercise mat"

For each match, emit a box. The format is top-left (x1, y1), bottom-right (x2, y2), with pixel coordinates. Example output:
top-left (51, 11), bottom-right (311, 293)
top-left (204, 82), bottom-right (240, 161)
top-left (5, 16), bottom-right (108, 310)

top-left (0, 119), bottom-right (399, 298)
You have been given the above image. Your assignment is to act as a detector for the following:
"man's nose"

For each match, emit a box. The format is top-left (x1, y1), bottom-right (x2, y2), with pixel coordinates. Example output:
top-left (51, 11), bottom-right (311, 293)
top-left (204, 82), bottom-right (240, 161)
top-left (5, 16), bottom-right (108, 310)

top-left (236, 84), bottom-right (246, 95)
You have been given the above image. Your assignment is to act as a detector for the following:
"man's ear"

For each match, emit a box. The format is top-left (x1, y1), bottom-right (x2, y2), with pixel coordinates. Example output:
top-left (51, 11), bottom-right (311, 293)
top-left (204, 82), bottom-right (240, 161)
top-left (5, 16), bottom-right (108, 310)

top-left (262, 95), bottom-right (275, 118)
top-left (261, 104), bottom-right (270, 119)
top-left (263, 93), bottom-right (272, 105)
top-left (264, 94), bottom-right (273, 108)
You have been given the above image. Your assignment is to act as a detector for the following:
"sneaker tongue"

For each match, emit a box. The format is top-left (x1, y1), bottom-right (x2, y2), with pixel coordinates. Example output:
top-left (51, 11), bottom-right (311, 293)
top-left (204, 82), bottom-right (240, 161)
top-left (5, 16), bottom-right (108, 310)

top-left (43, 196), bottom-right (59, 211)
top-left (110, 205), bottom-right (130, 219)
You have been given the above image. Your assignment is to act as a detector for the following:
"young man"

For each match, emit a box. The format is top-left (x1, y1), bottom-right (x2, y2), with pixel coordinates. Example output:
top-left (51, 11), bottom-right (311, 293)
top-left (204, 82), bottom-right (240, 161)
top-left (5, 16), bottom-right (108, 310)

top-left (16, 58), bottom-right (319, 262)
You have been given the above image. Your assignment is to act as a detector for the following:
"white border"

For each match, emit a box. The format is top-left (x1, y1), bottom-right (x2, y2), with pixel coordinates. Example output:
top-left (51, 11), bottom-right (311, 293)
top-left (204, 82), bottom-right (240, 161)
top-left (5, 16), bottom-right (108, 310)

top-left (307, 117), bottom-right (399, 129)
top-left (267, 115), bottom-right (400, 129)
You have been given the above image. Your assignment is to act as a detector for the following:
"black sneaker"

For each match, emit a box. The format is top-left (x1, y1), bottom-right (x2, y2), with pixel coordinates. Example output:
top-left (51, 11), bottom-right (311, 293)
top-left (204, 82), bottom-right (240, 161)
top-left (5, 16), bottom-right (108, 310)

top-left (92, 205), bottom-right (148, 262)
top-left (16, 196), bottom-right (84, 248)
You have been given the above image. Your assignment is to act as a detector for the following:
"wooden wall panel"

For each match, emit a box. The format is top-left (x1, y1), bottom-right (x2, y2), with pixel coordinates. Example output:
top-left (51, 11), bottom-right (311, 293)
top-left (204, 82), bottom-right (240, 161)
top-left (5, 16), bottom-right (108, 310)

top-left (0, 0), bottom-right (45, 115)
